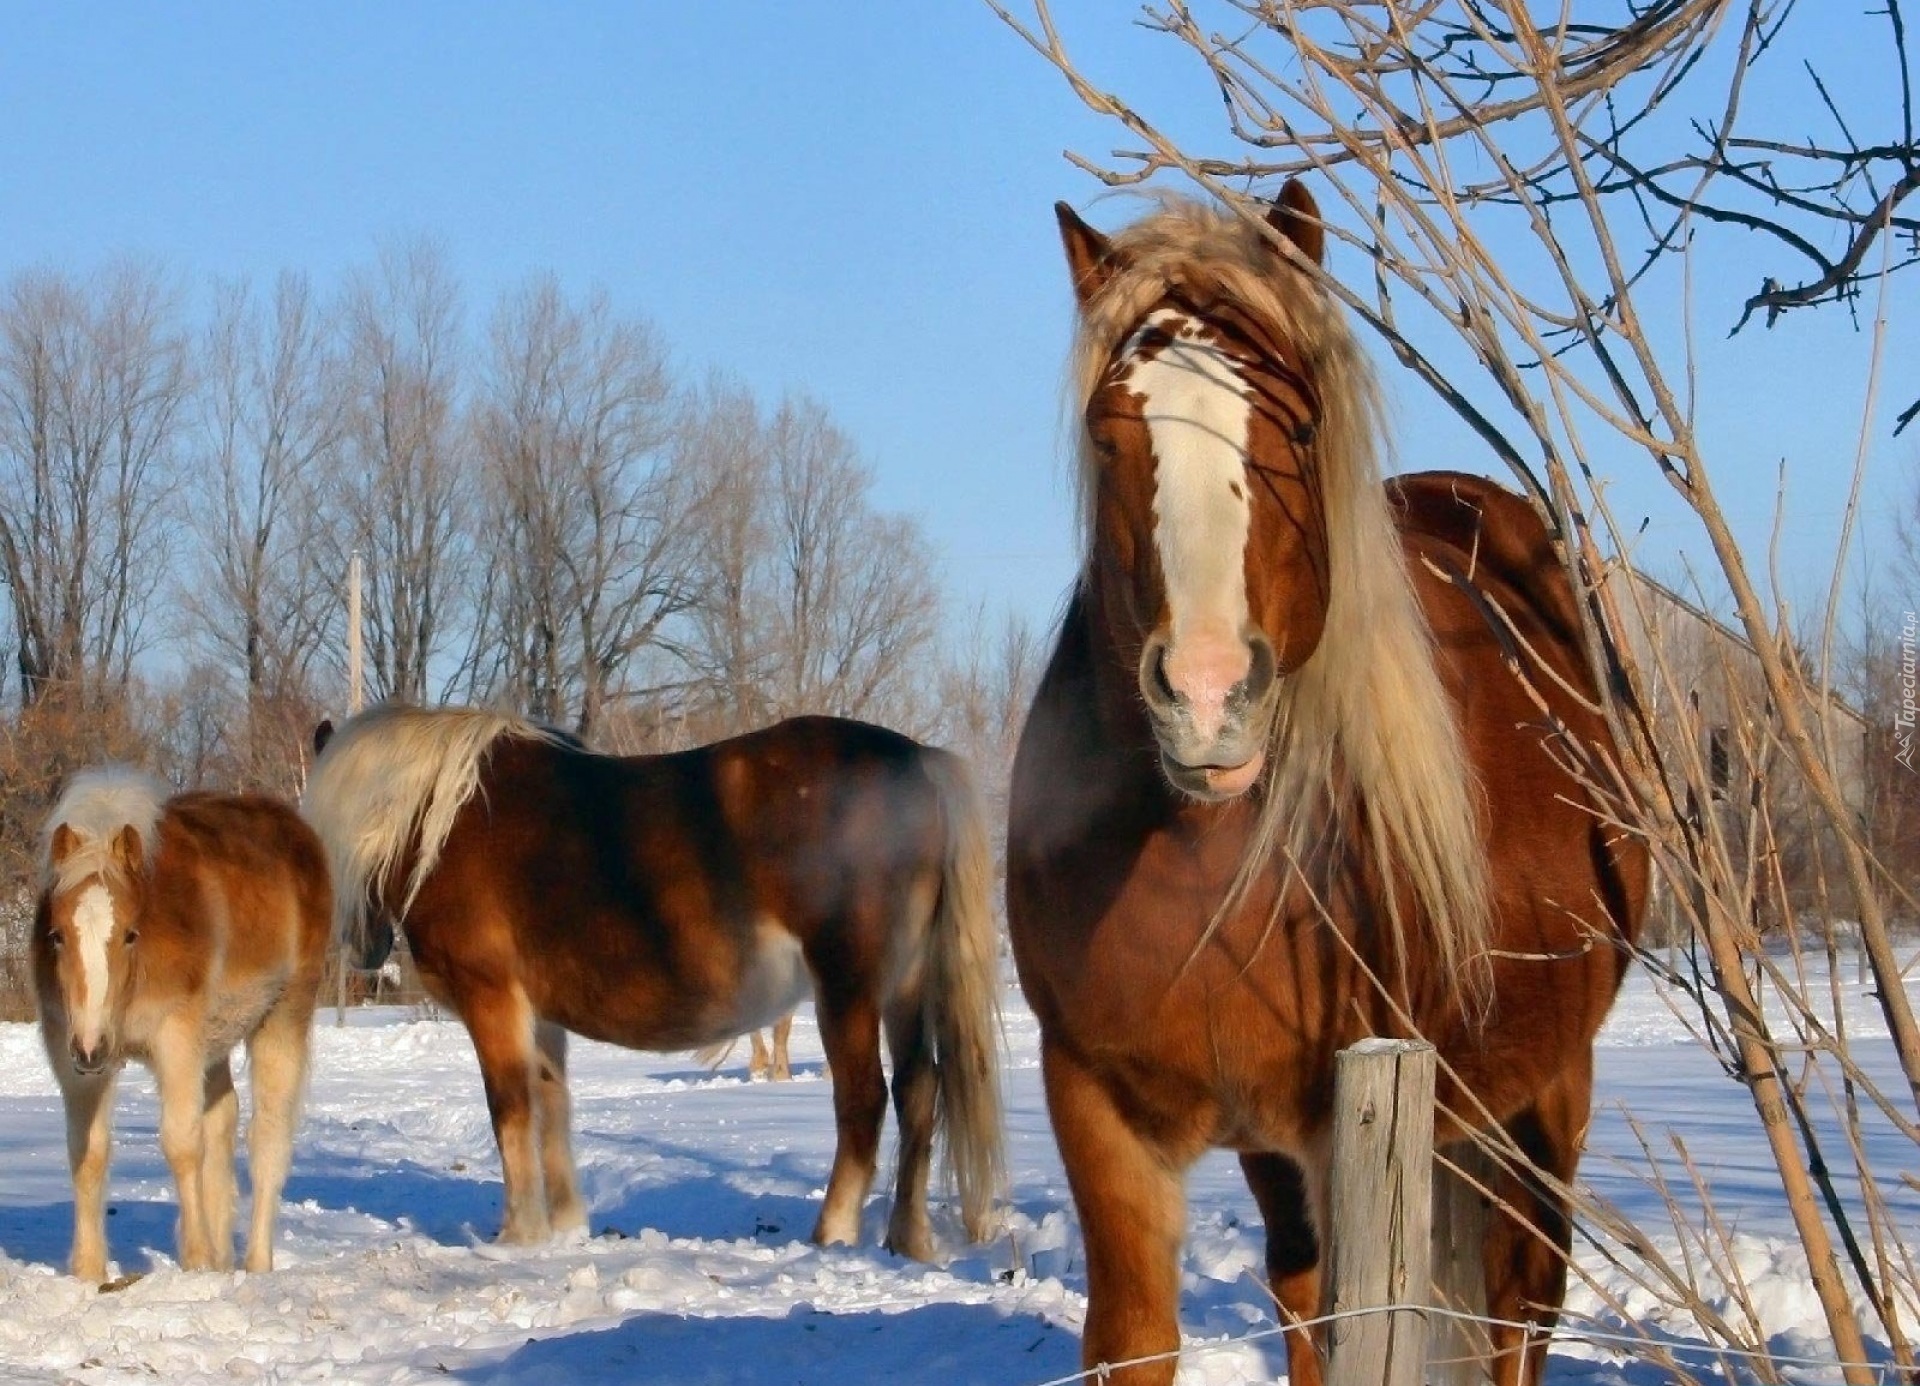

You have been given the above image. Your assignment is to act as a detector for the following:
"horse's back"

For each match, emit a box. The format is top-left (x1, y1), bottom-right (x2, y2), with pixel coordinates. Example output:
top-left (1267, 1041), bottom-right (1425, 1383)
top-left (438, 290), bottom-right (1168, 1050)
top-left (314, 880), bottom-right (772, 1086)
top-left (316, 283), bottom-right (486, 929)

top-left (1389, 471), bottom-right (1590, 671)
top-left (1390, 470), bottom-right (1648, 1068)
top-left (422, 713), bottom-right (962, 1048)
top-left (158, 793), bottom-right (332, 988)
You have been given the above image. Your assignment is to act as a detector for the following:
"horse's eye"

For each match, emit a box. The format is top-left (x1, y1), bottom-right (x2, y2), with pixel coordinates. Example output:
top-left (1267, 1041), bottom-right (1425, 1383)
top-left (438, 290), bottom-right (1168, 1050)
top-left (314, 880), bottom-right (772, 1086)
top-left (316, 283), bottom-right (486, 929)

top-left (123, 929), bottom-right (139, 946)
top-left (47, 932), bottom-right (63, 951)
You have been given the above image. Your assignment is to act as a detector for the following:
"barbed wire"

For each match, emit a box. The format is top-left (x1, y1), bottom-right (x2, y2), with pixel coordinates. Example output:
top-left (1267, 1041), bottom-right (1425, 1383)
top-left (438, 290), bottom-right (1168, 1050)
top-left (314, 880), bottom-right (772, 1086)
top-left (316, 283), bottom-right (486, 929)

top-left (1017, 1300), bottom-right (1913, 1386)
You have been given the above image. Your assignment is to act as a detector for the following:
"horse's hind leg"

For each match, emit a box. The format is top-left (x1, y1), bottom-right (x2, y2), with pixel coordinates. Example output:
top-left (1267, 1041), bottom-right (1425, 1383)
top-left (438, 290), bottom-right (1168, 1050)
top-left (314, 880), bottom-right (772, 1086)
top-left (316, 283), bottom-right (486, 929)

top-left (882, 991), bottom-right (936, 1260)
top-left (1240, 1152), bottom-right (1326, 1386)
top-left (533, 1020), bottom-right (585, 1237)
top-left (465, 985), bottom-right (549, 1243)
top-left (242, 992), bottom-right (316, 1272)
top-left (58, 1069), bottom-right (118, 1282)
top-left (200, 1057), bottom-right (239, 1271)
top-left (1482, 1062), bottom-right (1592, 1386)
top-left (812, 988), bottom-right (888, 1249)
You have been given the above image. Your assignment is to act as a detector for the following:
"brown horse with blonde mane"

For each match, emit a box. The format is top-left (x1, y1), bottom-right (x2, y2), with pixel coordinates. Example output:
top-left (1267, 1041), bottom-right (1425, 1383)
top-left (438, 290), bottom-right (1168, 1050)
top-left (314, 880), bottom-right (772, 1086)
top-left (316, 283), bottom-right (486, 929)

top-left (1008, 184), bottom-right (1648, 1385)
top-left (31, 768), bottom-right (331, 1282)
top-left (301, 704), bottom-right (1003, 1259)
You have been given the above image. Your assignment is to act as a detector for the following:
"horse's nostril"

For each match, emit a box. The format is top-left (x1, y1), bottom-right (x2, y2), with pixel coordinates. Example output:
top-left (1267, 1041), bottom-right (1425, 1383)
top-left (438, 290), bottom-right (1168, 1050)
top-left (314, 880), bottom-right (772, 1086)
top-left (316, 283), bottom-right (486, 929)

top-left (1245, 635), bottom-right (1278, 697)
top-left (1141, 641), bottom-right (1177, 707)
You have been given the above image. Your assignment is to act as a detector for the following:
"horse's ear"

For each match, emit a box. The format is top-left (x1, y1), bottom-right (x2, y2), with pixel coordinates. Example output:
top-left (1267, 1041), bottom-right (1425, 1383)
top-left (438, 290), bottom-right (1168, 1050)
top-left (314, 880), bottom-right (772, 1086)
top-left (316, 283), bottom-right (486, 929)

top-left (111, 824), bottom-right (145, 878)
top-left (1266, 179), bottom-right (1325, 267)
top-left (313, 718), bottom-right (335, 756)
top-left (1056, 202), bottom-right (1123, 305)
top-left (49, 822), bottom-right (78, 868)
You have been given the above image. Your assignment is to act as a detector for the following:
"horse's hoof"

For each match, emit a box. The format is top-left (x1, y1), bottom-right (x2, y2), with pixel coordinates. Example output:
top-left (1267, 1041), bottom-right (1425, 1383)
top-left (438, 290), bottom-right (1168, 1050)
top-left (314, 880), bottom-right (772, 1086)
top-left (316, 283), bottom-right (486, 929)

top-left (884, 1226), bottom-right (936, 1262)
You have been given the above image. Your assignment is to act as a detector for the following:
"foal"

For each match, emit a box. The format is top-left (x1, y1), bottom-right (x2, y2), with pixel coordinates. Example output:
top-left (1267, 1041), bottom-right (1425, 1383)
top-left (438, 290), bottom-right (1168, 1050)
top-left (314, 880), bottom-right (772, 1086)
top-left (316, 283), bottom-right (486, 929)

top-left (31, 768), bottom-right (332, 1282)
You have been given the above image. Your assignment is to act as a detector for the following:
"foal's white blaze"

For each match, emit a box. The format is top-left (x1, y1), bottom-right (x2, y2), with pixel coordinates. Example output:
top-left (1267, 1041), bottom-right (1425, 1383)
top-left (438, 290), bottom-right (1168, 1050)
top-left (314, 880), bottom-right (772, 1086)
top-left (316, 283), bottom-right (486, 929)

top-left (70, 883), bottom-right (117, 1051)
top-left (1124, 310), bottom-right (1255, 740)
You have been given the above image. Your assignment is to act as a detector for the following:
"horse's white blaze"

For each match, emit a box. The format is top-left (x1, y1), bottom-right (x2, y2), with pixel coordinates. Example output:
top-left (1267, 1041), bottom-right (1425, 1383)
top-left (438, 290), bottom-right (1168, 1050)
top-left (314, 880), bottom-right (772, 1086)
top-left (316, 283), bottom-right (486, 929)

top-left (71, 884), bottom-right (116, 1048)
top-left (1125, 310), bottom-right (1254, 720)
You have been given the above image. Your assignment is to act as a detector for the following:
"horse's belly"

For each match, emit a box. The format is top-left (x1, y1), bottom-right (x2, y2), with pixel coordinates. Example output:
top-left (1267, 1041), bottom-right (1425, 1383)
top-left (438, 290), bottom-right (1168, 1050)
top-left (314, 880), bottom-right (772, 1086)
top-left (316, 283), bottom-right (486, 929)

top-left (691, 923), bottom-right (810, 1046)
top-left (202, 974), bottom-right (289, 1053)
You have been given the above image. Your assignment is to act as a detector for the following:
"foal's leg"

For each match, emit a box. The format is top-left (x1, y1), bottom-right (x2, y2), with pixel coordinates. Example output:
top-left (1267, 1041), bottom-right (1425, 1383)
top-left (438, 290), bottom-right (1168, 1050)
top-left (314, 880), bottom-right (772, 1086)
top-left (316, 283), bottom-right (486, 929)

top-left (532, 1020), bottom-right (585, 1237)
top-left (465, 985), bottom-right (549, 1243)
top-left (150, 1020), bottom-right (216, 1270)
top-left (58, 1069), bottom-right (118, 1283)
top-left (242, 994), bottom-right (315, 1272)
top-left (811, 989), bottom-right (888, 1248)
top-left (1482, 1063), bottom-right (1592, 1386)
top-left (1044, 1041), bottom-right (1188, 1386)
top-left (769, 1013), bottom-right (794, 1082)
top-left (748, 1029), bottom-right (773, 1080)
top-left (882, 992), bottom-right (936, 1260)
top-left (1240, 1152), bottom-right (1326, 1386)
top-left (199, 1057), bottom-right (240, 1271)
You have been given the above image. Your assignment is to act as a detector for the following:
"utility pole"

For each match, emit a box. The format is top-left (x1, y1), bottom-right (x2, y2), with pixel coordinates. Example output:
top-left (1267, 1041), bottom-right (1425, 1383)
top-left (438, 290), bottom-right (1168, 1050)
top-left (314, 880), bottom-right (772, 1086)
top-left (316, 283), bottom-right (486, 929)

top-left (336, 550), bottom-right (364, 1027)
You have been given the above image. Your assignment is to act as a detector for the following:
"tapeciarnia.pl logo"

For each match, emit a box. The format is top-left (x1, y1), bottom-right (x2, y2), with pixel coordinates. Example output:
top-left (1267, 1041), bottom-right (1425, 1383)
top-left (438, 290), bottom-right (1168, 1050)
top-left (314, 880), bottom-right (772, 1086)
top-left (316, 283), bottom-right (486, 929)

top-left (1898, 610), bottom-right (1917, 771)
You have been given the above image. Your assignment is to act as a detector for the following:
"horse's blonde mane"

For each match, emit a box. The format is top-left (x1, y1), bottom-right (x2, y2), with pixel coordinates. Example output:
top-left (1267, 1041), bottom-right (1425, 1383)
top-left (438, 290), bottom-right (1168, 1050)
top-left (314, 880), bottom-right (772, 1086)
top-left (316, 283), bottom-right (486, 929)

top-left (41, 766), bottom-right (168, 895)
top-left (299, 703), bottom-right (560, 953)
top-left (1072, 194), bottom-right (1493, 998)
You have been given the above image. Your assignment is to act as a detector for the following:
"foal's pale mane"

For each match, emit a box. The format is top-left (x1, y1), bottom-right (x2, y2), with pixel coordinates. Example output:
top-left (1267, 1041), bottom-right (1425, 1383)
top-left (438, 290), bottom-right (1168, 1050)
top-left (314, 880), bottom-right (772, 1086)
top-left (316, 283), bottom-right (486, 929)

top-left (41, 767), bottom-right (168, 895)
top-left (300, 703), bottom-right (561, 954)
top-left (1071, 194), bottom-right (1493, 997)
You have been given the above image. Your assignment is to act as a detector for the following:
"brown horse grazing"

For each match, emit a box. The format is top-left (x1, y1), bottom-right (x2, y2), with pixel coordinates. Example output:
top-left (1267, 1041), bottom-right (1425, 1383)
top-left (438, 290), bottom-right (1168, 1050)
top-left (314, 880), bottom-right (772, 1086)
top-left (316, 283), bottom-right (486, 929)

top-left (1008, 186), bottom-right (1649, 1386)
top-left (301, 703), bottom-right (1003, 1259)
top-left (31, 768), bottom-right (332, 1282)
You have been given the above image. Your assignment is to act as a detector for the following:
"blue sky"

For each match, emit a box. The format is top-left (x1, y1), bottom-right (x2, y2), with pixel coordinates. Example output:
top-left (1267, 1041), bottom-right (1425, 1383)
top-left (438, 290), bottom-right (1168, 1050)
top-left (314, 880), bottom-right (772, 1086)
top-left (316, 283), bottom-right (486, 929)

top-left (2, 3), bottom-right (1911, 641)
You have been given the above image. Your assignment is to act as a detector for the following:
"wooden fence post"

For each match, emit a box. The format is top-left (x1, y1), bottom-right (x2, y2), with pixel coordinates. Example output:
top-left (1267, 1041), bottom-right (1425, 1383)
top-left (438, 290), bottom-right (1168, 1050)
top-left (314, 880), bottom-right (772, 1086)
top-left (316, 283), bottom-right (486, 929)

top-left (1327, 1038), bottom-right (1437, 1386)
top-left (1431, 1140), bottom-right (1494, 1384)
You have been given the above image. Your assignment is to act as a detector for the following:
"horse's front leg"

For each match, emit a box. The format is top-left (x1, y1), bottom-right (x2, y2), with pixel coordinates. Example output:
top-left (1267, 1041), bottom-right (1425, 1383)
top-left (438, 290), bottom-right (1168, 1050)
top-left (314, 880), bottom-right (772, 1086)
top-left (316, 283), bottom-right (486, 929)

top-left (58, 1068), bottom-right (118, 1283)
top-left (1481, 1063), bottom-right (1592, 1386)
top-left (1240, 1151), bottom-right (1326, 1386)
top-left (465, 986), bottom-right (549, 1243)
top-left (151, 1020), bottom-right (216, 1270)
top-left (1043, 1041), bottom-right (1188, 1386)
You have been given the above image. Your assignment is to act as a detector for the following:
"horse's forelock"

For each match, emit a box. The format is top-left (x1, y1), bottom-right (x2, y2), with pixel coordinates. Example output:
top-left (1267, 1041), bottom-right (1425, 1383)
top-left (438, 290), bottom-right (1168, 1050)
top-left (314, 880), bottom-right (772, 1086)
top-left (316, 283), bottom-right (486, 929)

top-left (1070, 194), bottom-right (1494, 1005)
top-left (41, 768), bottom-right (167, 897)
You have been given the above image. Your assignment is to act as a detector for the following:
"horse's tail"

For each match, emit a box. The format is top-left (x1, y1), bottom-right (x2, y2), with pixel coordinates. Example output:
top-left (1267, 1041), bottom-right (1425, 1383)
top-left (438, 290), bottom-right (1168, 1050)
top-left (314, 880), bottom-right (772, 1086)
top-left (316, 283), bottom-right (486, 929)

top-left (300, 704), bottom-right (548, 967)
top-left (919, 747), bottom-right (1005, 1242)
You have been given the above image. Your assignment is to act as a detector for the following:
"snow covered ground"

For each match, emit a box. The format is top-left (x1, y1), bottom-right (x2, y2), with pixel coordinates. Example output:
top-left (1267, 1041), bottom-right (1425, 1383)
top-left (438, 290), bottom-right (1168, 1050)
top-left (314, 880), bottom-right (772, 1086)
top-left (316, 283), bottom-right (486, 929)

top-left (0, 952), bottom-right (1913, 1384)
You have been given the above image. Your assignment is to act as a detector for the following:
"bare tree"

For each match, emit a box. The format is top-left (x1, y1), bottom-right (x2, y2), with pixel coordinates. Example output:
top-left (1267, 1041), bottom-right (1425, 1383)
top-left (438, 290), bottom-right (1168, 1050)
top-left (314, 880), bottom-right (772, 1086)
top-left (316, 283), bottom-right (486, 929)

top-left (677, 389), bottom-right (943, 736)
top-left (0, 262), bottom-right (188, 710)
top-left (934, 601), bottom-right (1043, 875)
top-left (335, 240), bottom-right (469, 705)
top-left (995, 0), bottom-right (1919, 1376)
top-left (463, 277), bottom-right (698, 739)
top-left (672, 377), bottom-right (779, 737)
top-left (762, 396), bottom-right (942, 726)
top-left (186, 271), bottom-right (344, 783)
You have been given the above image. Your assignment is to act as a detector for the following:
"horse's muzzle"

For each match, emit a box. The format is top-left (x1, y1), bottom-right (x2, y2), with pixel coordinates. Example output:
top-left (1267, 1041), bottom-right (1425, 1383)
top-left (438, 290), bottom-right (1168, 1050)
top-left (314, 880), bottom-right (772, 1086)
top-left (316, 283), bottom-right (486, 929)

top-left (1138, 629), bottom-right (1277, 800)
top-left (69, 1039), bottom-right (107, 1076)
